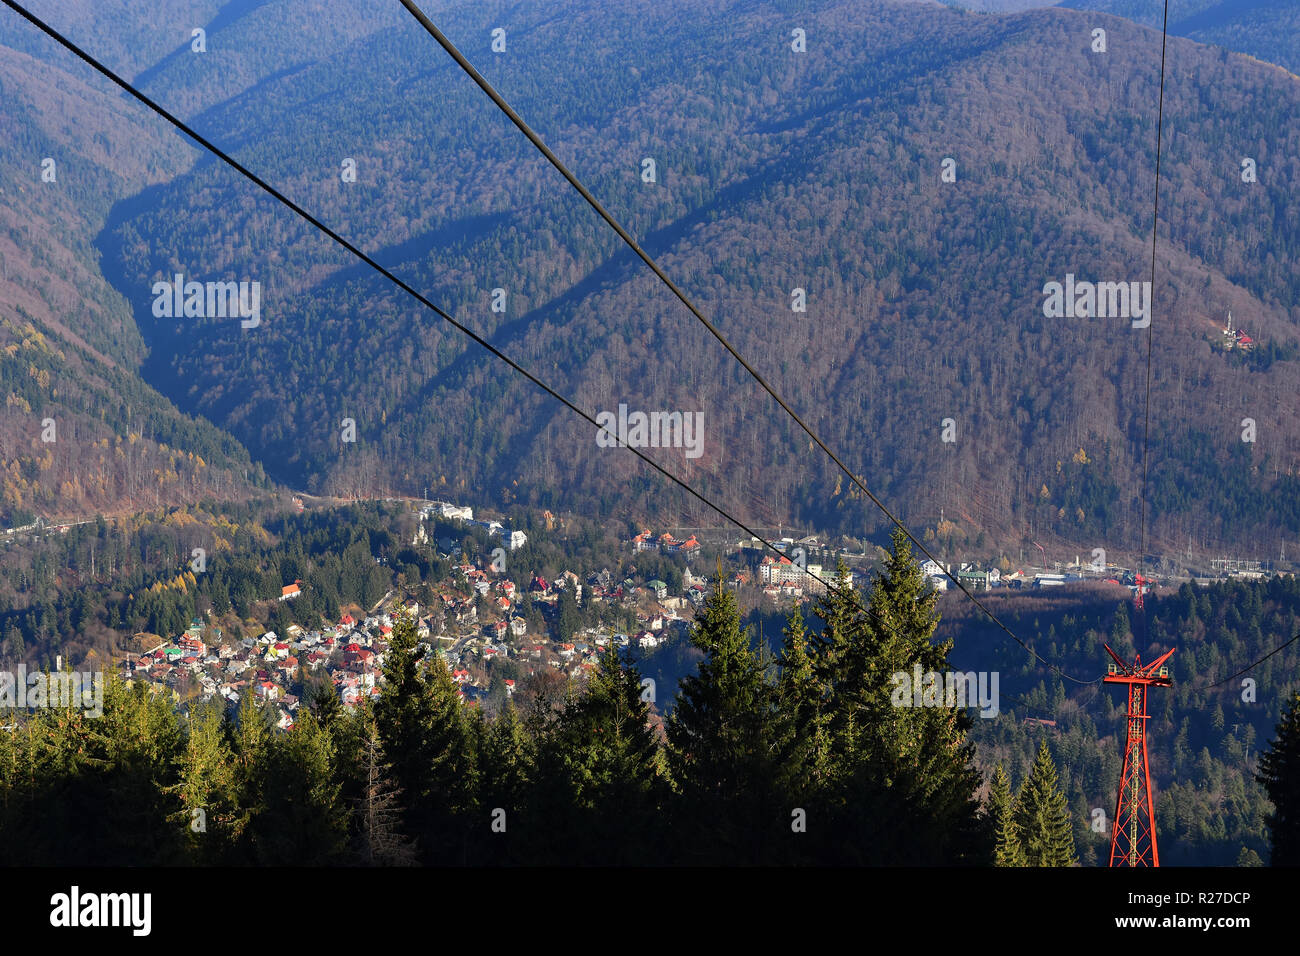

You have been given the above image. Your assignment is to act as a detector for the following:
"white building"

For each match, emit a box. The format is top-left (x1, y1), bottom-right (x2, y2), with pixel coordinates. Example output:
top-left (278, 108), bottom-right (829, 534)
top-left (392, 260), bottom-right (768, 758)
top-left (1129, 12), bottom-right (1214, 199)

top-left (759, 556), bottom-right (828, 594)
top-left (425, 501), bottom-right (473, 522)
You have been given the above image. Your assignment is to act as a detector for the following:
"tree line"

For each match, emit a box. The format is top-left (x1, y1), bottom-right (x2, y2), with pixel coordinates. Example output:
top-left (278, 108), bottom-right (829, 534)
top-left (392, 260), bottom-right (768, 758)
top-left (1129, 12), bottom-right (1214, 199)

top-left (4, 528), bottom-right (1296, 865)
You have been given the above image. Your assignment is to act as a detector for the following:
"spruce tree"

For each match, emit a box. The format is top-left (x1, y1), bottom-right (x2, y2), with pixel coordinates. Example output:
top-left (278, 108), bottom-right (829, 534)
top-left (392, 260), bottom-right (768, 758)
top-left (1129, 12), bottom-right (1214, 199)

top-left (991, 764), bottom-right (1027, 866)
top-left (352, 703), bottom-right (418, 866)
top-left (73, 674), bottom-right (185, 865)
top-left (775, 602), bottom-right (832, 861)
top-left (0, 714), bottom-right (19, 856)
top-left (480, 700), bottom-right (532, 817)
top-left (308, 678), bottom-right (342, 731)
top-left (0, 717), bottom-right (46, 865)
top-left (777, 603), bottom-right (830, 784)
top-left (173, 700), bottom-right (239, 864)
top-left (667, 575), bottom-right (783, 864)
top-left (815, 528), bottom-right (987, 864)
top-left (1257, 691), bottom-right (1300, 866)
top-left (477, 700), bottom-right (534, 862)
top-left (1016, 739), bottom-right (1078, 866)
top-left (250, 711), bottom-right (347, 864)
top-left (375, 611), bottom-right (476, 862)
top-left (551, 647), bottom-right (666, 864)
top-left (227, 686), bottom-right (273, 862)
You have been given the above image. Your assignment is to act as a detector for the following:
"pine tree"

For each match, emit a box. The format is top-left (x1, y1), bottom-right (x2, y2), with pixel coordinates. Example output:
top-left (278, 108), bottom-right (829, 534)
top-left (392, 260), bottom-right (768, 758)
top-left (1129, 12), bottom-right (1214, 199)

top-left (173, 700), bottom-right (238, 864)
top-left (353, 703), bottom-right (418, 866)
top-left (480, 700), bottom-right (532, 815)
top-left (775, 602), bottom-right (832, 860)
top-left (991, 764), bottom-right (1027, 866)
top-left (1016, 739), bottom-right (1078, 866)
top-left (816, 528), bottom-right (987, 864)
top-left (477, 699), bottom-right (534, 862)
top-left (1257, 691), bottom-right (1300, 866)
top-left (308, 678), bottom-right (342, 731)
top-left (545, 647), bottom-right (666, 864)
top-left (227, 686), bottom-right (273, 861)
top-left (250, 711), bottom-right (347, 865)
top-left (777, 603), bottom-right (830, 783)
top-left (667, 575), bottom-right (783, 864)
top-left (62, 674), bottom-right (185, 865)
top-left (375, 611), bottom-right (476, 862)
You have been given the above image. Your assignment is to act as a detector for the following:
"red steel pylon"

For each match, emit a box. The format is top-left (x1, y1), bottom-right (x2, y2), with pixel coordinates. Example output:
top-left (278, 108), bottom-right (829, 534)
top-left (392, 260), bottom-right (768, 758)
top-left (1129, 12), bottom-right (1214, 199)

top-left (1103, 643), bottom-right (1175, 867)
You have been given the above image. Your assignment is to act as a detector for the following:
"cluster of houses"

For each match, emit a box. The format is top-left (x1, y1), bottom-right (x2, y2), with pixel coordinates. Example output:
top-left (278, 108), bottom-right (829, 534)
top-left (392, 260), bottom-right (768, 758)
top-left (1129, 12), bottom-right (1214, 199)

top-left (444, 561), bottom-right (697, 682)
top-left (920, 561), bottom-right (1004, 592)
top-left (122, 532), bottom-right (707, 727)
top-left (630, 530), bottom-right (703, 555)
top-left (453, 618), bottom-right (689, 690)
top-left (921, 559), bottom-right (1150, 593)
top-left (921, 560), bottom-right (1073, 592)
top-left (584, 566), bottom-right (708, 609)
top-left (122, 609), bottom-right (401, 731)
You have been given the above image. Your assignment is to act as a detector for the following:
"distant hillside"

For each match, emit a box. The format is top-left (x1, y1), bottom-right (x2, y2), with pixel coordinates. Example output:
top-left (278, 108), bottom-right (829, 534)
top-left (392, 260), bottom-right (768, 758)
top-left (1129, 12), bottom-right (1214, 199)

top-left (1061, 0), bottom-right (1300, 76)
top-left (95, 0), bottom-right (1300, 562)
top-left (945, 1), bottom-right (1300, 78)
top-left (0, 41), bottom-right (267, 524)
top-left (0, 0), bottom-right (225, 78)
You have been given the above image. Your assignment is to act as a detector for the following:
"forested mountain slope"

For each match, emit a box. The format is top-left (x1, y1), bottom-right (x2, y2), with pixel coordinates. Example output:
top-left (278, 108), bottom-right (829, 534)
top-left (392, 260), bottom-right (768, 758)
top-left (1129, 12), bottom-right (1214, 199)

top-left (951, 0), bottom-right (1300, 78)
top-left (94, 0), bottom-right (1300, 559)
top-left (0, 38), bottom-right (267, 525)
top-left (1061, 1), bottom-right (1300, 77)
